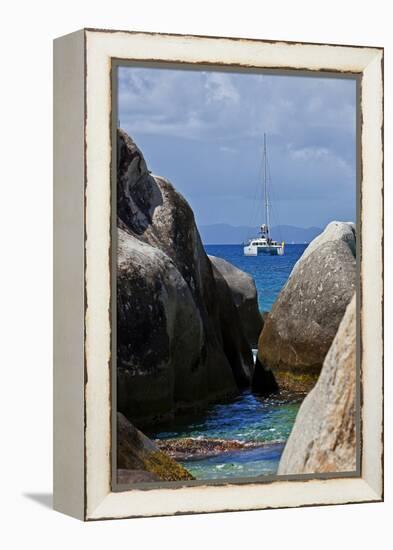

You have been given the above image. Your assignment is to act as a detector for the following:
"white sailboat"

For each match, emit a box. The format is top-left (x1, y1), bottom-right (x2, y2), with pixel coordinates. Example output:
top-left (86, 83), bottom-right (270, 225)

top-left (243, 134), bottom-right (285, 256)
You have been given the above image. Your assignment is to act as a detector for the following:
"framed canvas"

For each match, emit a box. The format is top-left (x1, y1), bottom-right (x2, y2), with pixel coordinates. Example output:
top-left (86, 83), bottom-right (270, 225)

top-left (53, 28), bottom-right (384, 521)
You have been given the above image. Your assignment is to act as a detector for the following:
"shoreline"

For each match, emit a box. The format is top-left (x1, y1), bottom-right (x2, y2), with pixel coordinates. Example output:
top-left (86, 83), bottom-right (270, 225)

top-left (155, 437), bottom-right (285, 461)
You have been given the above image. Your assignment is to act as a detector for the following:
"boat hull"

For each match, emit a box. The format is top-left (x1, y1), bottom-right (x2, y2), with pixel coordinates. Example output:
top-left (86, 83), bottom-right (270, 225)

top-left (244, 245), bottom-right (284, 256)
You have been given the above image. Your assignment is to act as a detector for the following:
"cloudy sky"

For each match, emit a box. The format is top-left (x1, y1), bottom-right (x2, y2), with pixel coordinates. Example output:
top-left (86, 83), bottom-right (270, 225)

top-left (118, 66), bottom-right (357, 229)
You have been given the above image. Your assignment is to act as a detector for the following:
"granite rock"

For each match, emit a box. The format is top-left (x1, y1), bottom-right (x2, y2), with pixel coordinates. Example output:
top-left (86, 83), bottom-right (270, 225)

top-left (117, 129), bottom-right (254, 424)
top-left (256, 221), bottom-right (356, 392)
top-left (209, 255), bottom-right (263, 347)
top-left (278, 295), bottom-right (357, 474)
top-left (117, 412), bottom-right (194, 482)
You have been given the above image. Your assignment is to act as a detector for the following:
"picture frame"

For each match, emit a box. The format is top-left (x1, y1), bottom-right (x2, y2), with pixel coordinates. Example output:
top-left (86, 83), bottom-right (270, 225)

top-left (53, 28), bottom-right (383, 521)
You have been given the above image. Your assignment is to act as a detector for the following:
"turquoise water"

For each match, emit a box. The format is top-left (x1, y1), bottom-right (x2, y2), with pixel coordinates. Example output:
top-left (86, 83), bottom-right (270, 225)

top-left (148, 244), bottom-right (308, 479)
top-left (148, 392), bottom-right (301, 479)
top-left (183, 443), bottom-right (286, 479)
top-left (206, 243), bottom-right (307, 311)
top-left (151, 392), bottom-right (300, 443)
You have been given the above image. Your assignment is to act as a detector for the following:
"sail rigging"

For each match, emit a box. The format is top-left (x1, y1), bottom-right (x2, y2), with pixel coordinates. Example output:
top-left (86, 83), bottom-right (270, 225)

top-left (243, 134), bottom-right (284, 256)
top-left (263, 133), bottom-right (270, 235)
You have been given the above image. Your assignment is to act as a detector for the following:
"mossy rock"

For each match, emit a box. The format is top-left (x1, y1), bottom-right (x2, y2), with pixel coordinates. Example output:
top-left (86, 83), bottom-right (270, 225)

top-left (143, 451), bottom-right (193, 481)
top-left (273, 370), bottom-right (319, 394)
top-left (117, 412), bottom-right (194, 482)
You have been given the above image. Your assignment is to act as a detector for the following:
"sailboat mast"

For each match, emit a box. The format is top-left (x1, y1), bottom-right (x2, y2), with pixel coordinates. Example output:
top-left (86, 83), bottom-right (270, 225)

top-left (263, 133), bottom-right (269, 235)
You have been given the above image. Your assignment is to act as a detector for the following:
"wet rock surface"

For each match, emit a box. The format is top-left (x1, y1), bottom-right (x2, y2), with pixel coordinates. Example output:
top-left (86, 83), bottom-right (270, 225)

top-left (156, 437), bottom-right (272, 460)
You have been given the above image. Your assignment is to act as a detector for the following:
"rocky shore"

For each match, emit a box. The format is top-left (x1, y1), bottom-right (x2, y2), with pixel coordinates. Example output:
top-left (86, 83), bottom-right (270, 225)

top-left (116, 128), bottom-right (357, 480)
top-left (155, 437), bottom-right (274, 460)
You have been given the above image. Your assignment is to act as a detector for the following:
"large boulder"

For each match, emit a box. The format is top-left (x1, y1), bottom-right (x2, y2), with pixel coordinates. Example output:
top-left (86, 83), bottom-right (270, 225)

top-left (117, 129), bottom-right (253, 425)
top-left (209, 262), bottom-right (255, 389)
top-left (209, 255), bottom-right (263, 347)
top-left (256, 221), bottom-right (356, 393)
top-left (117, 413), bottom-right (194, 483)
top-left (278, 295), bottom-right (356, 474)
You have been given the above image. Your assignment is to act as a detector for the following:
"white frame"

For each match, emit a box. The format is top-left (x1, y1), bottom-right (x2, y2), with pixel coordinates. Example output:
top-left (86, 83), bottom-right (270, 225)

top-left (53, 28), bottom-right (383, 521)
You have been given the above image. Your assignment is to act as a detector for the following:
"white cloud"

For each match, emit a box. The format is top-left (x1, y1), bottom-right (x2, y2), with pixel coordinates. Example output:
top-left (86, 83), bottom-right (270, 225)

top-left (288, 145), bottom-right (353, 180)
top-left (117, 66), bottom-right (356, 211)
top-left (290, 146), bottom-right (330, 161)
top-left (204, 72), bottom-right (240, 104)
top-left (118, 68), bottom-right (356, 153)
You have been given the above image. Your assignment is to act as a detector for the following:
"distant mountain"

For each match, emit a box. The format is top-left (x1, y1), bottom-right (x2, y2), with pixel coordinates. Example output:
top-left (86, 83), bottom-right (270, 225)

top-left (199, 224), bottom-right (322, 245)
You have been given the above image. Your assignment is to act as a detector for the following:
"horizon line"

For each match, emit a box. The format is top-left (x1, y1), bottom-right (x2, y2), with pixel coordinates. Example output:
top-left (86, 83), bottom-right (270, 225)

top-left (199, 223), bottom-right (323, 229)
top-left (203, 242), bottom-right (310, 246)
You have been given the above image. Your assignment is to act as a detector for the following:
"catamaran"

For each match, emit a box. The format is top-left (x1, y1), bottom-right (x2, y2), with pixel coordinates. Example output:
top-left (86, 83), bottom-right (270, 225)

top-left (243, 134), bottom-right (285, 256)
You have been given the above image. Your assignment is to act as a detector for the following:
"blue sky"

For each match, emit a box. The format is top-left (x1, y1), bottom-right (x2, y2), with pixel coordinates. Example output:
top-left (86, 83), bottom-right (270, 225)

top-left (118, 66), bottom-right (356, 229)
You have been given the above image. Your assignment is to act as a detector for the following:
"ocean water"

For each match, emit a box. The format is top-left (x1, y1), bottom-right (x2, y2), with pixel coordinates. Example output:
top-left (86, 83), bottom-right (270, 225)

top-left (149, 392), bottom-right (300, 480)
top-left (149, 244), bottom-right (308, 479)
top-left (206, 243), bottom-right (307, 311)
top-left (183, 443), bottom-right (285, 480)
